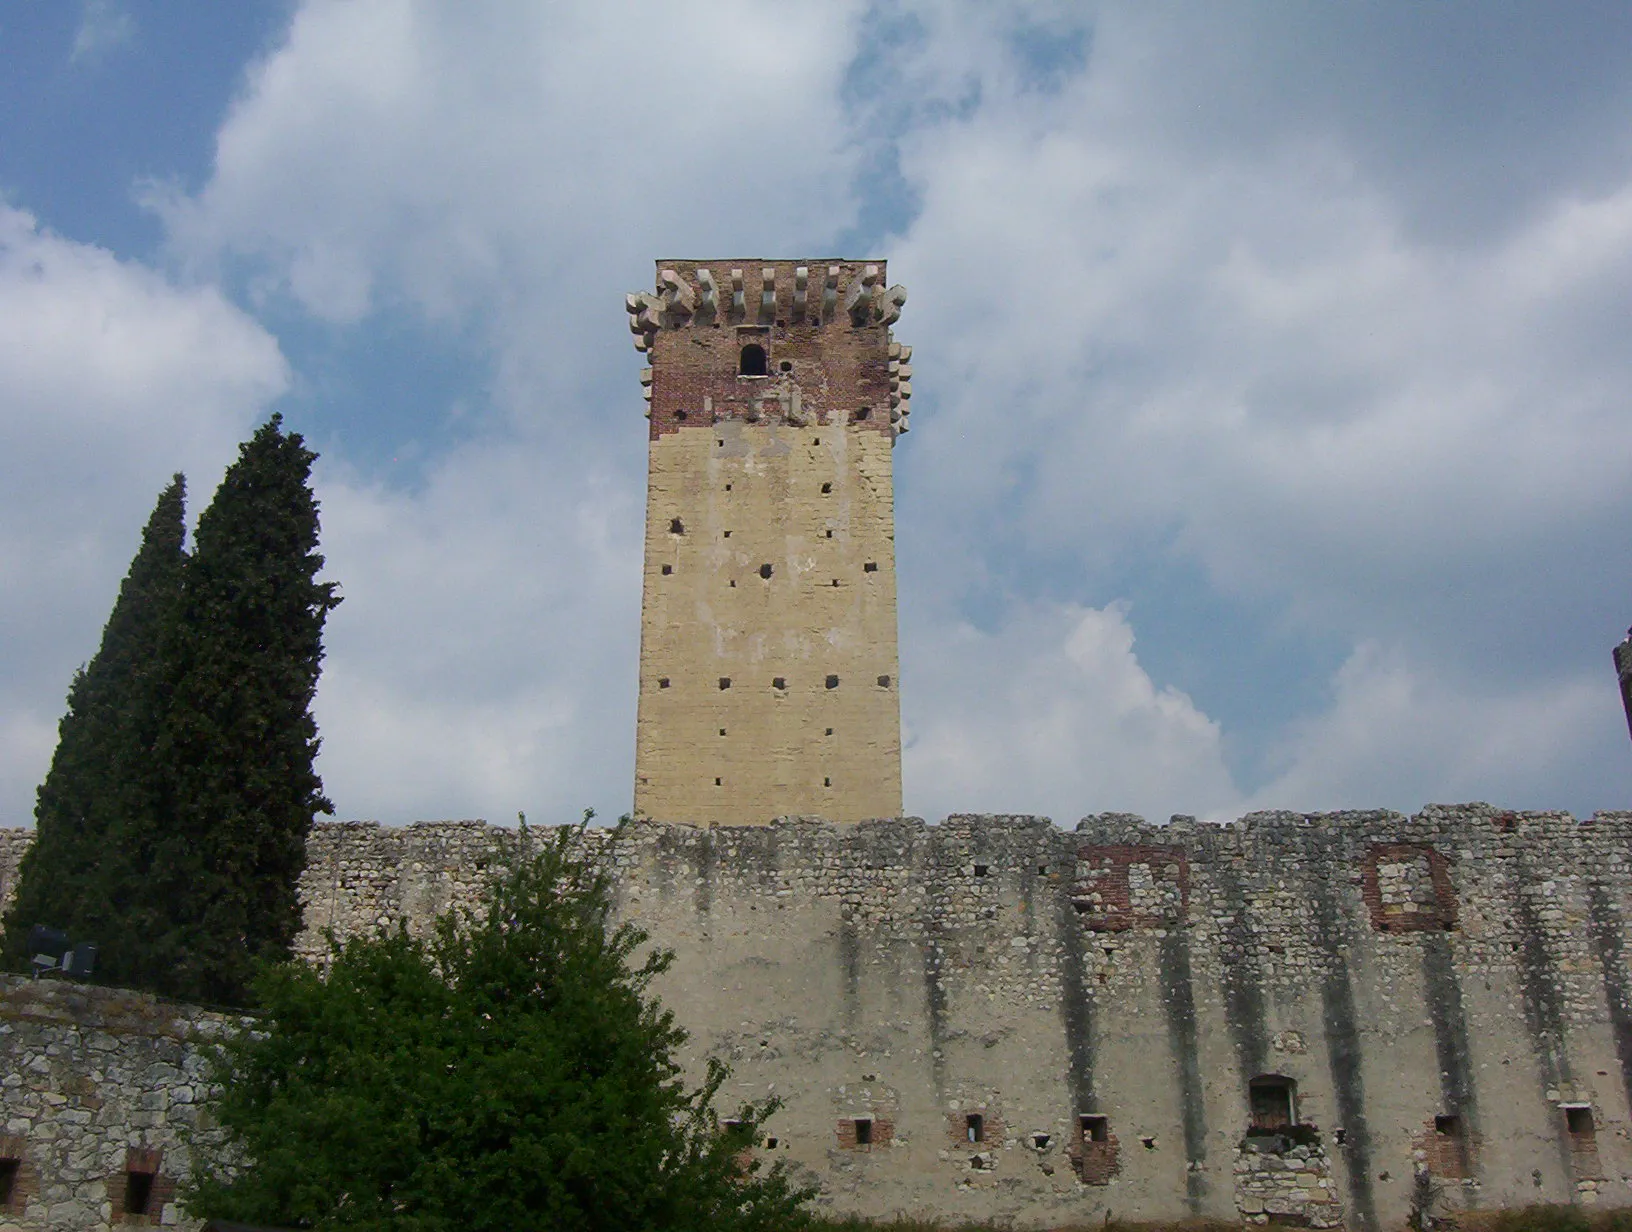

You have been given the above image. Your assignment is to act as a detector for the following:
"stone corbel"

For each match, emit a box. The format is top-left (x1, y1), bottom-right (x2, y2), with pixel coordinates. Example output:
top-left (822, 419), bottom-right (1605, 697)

top-left (822, 266), bottom-right (840, 322)
top-left (846, 264), bottom-right (881, 326)
top-left (696, 269), bottom-right (718, 324)
top-left (730, 269), bottom-right (746, 322)
top-left (625, 291), bottom-right (662, 352)
top-left (793, 266), bottom-right (809, 322)
top-left (759, 267), bottom-right (777, 324)
top-left (658, 268), bottom-right (695, 326)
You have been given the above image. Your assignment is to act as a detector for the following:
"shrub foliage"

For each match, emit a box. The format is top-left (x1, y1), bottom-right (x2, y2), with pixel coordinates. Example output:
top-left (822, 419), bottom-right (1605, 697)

top-left (186, 819), bottom-right (814, 1232)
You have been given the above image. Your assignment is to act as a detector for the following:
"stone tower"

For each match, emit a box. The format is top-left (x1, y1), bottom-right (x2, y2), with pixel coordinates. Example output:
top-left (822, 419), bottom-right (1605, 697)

top-left (626, 260), bottom-right (911, 824)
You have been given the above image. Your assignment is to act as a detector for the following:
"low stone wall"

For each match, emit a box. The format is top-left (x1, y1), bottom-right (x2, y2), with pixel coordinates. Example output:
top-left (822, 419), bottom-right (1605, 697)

top-left (1, 804), bottom-right (1631, 1230)
top-left (0, 977), bottom-right (240, 1231)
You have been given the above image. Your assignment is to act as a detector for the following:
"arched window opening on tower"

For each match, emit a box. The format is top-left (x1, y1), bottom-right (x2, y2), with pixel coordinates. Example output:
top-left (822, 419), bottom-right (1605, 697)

top-left (1248, 1075), bottom-right (1297, 1130)
top-left (669, 517), bottom-right (684, 535)
top-left (739, 344), bottom-right (768, 376)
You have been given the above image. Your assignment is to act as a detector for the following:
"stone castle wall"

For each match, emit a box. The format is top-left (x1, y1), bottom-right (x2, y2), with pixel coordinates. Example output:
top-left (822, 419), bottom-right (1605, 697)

top-left (1, 805), bottom-right (1631, 1230)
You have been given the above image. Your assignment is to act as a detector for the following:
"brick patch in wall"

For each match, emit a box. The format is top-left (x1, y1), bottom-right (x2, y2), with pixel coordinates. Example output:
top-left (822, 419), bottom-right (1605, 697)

top-left (946, 1106), bottom-right (1005, 1150)
top-left (1415, 1116), bottom-right (1478, 1180)
top-left (1073, 844), bottom-right (1189, 931)
top-left (1068, 1117), bottom-right (1119, 1186)
top-left (836, 1113), bottom-right (894, 1151)
top-left (1362, 843), bottom-right (1457, 933)
top-left (0, 1134), bottom-right (35, 1217)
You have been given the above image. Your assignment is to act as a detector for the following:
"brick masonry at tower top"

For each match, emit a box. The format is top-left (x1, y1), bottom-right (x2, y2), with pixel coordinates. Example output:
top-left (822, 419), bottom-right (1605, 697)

top-left (628, 260), bottom-right (911, 825)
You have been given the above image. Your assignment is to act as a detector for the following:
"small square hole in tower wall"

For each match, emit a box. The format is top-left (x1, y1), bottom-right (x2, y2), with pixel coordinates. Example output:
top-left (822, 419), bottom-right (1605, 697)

top-left (1566, 1105), bottom-right (1596, 1137)
top-left (854, 1117), bottom-right (873, 1146)
top-left (669, 517), bottom-right (685, 534)
top-left (864, 562), bottom-right (877, 572)
top-left (1081, 1114), bottom-right (1109, 1143)
top-left (772, 677), bottom-right (786, 690)
top-left (826, 675), bottom-right (839, 689)
top-left (821, 482), bottom-right (832, 493)
top-left (661, 564), bottom-right (672, 575)
top-left (658, 678), bottom-right (670, 689)
top-left (719, 677), bottom-right (731, 689)
top-left (760, 564), bottom-right (773, 579)
top-left (854, 406), bottom-right (871, 421)
top-left (877, 675), bottom-right (891, 687)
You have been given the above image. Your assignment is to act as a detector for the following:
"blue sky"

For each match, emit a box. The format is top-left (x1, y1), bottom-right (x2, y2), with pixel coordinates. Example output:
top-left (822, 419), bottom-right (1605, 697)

top-left (5, 0), bottom-right (1632, 828)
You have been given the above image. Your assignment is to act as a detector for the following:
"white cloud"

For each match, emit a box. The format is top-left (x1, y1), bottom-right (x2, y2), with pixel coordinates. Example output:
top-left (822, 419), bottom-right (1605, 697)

top-left (903, 603), bottom-right (1240, 825)
top-left (45, 0), bottom-right (1623, 827)
top-left (1247, 642), bottom-right (1621, 815)
top-left (0, 206), bottom-right (288, 825)
top-left (70, 0), bottom-right (134, 66)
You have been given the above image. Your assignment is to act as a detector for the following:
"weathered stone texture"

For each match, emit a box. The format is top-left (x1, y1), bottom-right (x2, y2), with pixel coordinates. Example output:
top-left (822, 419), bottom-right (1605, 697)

top-left (2, 804), bottom-right (1632, 1229)
top-left (632, 259), bottom-right (906, 825)
top-left (0, 977), bottom-right (241, 1231)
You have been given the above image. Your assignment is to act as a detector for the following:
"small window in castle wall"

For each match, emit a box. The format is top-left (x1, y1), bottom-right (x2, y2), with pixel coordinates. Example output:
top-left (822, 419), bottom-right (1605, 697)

top-left (719, 677), bottom-right (731, 689)
top-left (760, 563), bottom-right (773, 579)
top-left (864, 561), bottom-right (878, 572)
top-left (1082, 1114), bottom-right (1109, 1143)
top-left (826, 727), bottom-right (834, 736)
top-left (854, 406), bottom-right (872, 421)
top-left (877, 675), bottom-right (891, 687)
top-left (823, 776), bottom-right (832, 787)
top-left (821, 482), bottom-right (832, 494)
top-left (675, 409), bottom-right (688, 421)
top-left (772, 677), bottom-right (786, 690)
top-left (826, 529), bottom-right (834, 538)
top-left (965, 1113), bottom-right (985, 1143)
top-left (658, 677), bottom-right (670, 688)
top-left (1031, 1132), bottom-right (1051, 1150)
top-left (714, 778), bottom-right (722, 787)
top-left (826, 674), bottom-right (839, 688)
top-left (854, 1117), bottom-right (873, 1146)
top-left (661, 564), bottom-right (673, 575)
top-left (1566, 1105), bottom-right (1595, 1138)
top-left (974, 864), bottom-right (989, 877)
top-left (123, 1169), bottom-right (155, 1219)
top-left (669, 517), bottom-right (685, 534)
top-left (1435, 1114), bottom-right (1461, 1138)
top-left (1248, 1075), bottom-right (1296, 1130)
top-left (0, 1159), bottom-right (17, 1209)
top-left (739, 344), bottom-right (768, 376)
top-left (779, 361), bottom-right (793, 373)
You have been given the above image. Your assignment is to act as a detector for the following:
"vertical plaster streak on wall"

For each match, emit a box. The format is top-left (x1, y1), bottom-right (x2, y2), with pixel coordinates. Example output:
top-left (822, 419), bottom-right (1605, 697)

top-left (1422, 933), bottom-right (1480, 1163)
top-left (1055, 876), bottom-right (1097, 1122)
top-left (1511, 852), bottom-right (1576, 1185)
top-left (1309, 836), bottom-right (1378, 1232)
top-left (1585, 880), bottom-right (1632, 1120)
top-left (1158, 928), bottom-right (1209, 1213)
top-left (1215, 860), bottom-right (1271, 1081)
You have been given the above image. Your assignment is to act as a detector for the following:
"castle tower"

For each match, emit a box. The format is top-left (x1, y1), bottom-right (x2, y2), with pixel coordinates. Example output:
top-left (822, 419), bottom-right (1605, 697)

top-left (626, 260), bottom-right (911, 824)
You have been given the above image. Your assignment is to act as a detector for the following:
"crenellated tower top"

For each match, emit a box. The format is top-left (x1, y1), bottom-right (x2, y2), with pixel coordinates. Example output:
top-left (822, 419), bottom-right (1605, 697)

top-left (626, 259), bottom-right (912, 439)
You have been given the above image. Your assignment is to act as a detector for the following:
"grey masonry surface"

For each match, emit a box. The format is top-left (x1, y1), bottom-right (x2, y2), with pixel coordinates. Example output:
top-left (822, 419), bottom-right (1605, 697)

top-left (1, 805), bottom-right (1631, 1229)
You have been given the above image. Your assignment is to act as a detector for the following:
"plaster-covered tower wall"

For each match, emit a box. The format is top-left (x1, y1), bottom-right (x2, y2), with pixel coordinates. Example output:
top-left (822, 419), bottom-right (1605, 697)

top-left (627, 260), bottom-right (911, 824)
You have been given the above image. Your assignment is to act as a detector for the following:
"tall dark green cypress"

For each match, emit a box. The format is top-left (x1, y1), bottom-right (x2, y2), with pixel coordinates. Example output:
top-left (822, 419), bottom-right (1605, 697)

top-left (3, 476), bottom-right (187, 967)
top-left (128, 415), bottom-right (340, 1005)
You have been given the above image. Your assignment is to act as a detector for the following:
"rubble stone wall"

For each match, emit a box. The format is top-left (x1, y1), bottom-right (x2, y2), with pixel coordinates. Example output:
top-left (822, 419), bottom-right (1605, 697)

top-left (2, 804), bottom-right (1631, 1230)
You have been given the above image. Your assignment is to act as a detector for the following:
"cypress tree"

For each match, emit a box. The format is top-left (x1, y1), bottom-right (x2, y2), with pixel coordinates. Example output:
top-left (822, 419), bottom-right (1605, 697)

top-left (126, 415), bottom-right (340, 1005)
top-left (3, 476), bottom-right (187, 967)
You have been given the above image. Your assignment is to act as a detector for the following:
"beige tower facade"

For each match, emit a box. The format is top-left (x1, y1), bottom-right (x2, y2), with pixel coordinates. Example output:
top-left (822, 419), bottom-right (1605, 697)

top-left (626, 260), bottom-right (911, 824)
